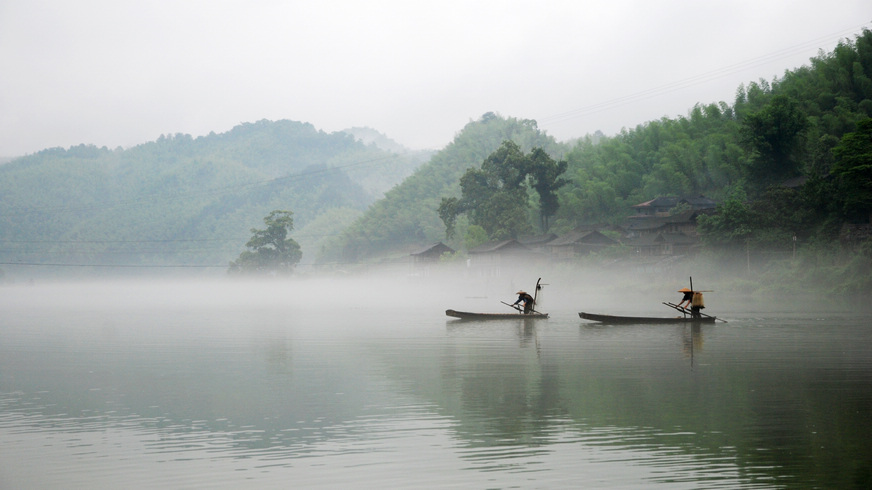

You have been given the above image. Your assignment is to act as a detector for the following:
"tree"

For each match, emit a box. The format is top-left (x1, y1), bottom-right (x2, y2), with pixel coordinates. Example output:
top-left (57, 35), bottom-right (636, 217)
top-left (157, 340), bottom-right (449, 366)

top-left (437, 197), bottom-right (460, 240)
top-left (528, 148), bottom-right (569, 232)
top-left (740, 94), bottom-right (807, 185)
top-left (832, 118), bottom-right (872, 222)
top-left (439, 141), bottom-right (532, 240)
top-left (229, 210), bottom-right (302, 275)
top-left (438, 141), bottom-right (568, 240)
top-left (696, 191), bottom-right (753, 249)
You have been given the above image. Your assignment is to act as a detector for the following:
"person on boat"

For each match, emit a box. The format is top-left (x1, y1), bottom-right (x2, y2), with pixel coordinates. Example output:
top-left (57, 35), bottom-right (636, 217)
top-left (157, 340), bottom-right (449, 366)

top-left (513, 290), bottom-right (535, 314)
top-left (690, 292), bottom-right (705, 319)
top-left (677, 288), bottom-right (694, 309)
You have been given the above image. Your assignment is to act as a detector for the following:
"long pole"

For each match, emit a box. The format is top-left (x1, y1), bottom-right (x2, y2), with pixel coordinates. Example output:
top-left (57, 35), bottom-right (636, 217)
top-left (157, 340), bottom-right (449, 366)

top-left (663, 302), bottom-right (726, 322)
top-left (689, 276), bottom-right (696, 319)
top-left (746, 240), bottom-right (751, 275)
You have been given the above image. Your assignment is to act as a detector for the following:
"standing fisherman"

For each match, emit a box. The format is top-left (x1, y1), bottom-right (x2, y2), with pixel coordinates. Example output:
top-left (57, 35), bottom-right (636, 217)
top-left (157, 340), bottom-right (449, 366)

top-left (677, 288), bottom-right (694, 309)
top-left (513, 290), bottom-right (535, 314)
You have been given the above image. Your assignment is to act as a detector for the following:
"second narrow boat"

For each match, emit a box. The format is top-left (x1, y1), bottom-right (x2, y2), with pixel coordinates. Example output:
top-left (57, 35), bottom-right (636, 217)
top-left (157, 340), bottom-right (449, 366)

top-left (578, 311), bottom-right (715, 324)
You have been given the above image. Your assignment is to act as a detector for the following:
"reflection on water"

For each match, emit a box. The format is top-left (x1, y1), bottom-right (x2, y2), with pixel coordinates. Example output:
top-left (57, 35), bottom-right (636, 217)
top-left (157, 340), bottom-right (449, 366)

top-left (1, 281), bottom-right (871, 488)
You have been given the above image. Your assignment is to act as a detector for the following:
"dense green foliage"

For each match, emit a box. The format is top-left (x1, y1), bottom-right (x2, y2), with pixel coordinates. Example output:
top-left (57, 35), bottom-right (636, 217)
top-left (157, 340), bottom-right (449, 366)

top-left (438, 141), bottom-right (568, 240)
top-left (549, 29), bottom-right (872, 244)
top-left (319, 114), bottom-right (566, 262)
top-left (0, 120), bottom-right (427, 275)
top-left (3, 29), bottom-right (872, 287)
top-left (832, 118), bottom-right (872, 221)
top-left (228, 210), bottom-right (302, 275)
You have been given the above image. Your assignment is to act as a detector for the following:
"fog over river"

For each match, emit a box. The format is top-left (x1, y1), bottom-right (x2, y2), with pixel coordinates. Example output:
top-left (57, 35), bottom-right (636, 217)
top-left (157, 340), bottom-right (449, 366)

top-left (1, 276), bottom-right (870, 488)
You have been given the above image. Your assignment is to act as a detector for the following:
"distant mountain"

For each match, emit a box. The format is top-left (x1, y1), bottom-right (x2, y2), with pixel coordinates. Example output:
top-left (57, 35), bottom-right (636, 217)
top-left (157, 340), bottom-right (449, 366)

top-left (5, 30), bottom-right (871, 281)
top-left (0, 119), bottom-right (428, 277)
top-left (342, 126), bottom-right (411, 154)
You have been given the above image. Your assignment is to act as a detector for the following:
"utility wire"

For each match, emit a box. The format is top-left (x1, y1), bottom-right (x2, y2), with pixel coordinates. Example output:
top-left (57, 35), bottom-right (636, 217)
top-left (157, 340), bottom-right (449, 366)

top-left (538, 23), bottom-right (870, 125)
top-left (0, 231), bottom-right (346, 246)
top-left (0, 261), bottom-right (226, 268)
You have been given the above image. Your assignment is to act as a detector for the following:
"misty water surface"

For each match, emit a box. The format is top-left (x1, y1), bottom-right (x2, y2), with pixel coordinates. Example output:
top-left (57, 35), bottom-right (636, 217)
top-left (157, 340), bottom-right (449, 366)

top-left (1, 278), bottom-right (870, 489)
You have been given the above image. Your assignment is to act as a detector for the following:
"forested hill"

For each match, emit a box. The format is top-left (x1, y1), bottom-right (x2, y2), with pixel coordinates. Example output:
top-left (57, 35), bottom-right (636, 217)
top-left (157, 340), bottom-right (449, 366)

top-left (327, 29), bottom-right (872, 276)
top-left (3, 29), bottom-right (871, 281)
top-left (552, 28), bottom-right (872, 249)
top-left (318, 114), bottom-right (568, 263)
top-left (0, 120), bottom-right (429, 276)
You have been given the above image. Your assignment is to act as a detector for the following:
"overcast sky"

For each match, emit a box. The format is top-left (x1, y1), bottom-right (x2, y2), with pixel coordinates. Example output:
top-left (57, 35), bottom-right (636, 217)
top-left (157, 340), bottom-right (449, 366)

top-left (1, 1), bottom-right (870, 157)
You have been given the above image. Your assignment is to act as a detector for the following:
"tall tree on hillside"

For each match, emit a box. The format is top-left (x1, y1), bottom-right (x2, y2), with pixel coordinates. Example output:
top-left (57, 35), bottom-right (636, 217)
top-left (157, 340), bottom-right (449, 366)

top-left (438, 141), bottom-right (568, 241)
top-left (528, 147), bottom-right (569, 232)
top-left (439, 141), bottom-right (531, 240)
top-left (832, 118), bottom-right (872, 222)
top-left (740, 94), bottom-right (807, 186)
top-left (229, 210), bottom-right (302, 275)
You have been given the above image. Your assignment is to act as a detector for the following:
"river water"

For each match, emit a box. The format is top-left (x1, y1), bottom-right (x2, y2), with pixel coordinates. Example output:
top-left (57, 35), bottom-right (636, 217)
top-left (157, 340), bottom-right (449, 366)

top-left (1, 278), bottom-right (870, 489)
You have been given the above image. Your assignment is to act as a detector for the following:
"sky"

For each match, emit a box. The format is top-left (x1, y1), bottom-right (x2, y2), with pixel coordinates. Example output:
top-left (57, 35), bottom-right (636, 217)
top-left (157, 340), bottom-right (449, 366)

top-left (1, 1), bottom-right (871, 158)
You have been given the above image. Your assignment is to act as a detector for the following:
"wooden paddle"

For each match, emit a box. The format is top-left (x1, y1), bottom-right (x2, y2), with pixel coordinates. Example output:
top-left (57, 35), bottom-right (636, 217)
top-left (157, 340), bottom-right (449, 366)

top-left (663, 301), bottom-right (727, 322)
top-left (501, 300), bottom-right (544, 315)
top-left (501, 301), bottom-right (524, 313)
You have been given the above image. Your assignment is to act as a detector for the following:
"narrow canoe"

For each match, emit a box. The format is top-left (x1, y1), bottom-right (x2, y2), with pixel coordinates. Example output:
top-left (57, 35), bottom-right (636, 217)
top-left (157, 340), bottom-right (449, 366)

top-left (579, 312), bottom-right (715, 324)
top-left (446, 309), bottom-right (549, 320)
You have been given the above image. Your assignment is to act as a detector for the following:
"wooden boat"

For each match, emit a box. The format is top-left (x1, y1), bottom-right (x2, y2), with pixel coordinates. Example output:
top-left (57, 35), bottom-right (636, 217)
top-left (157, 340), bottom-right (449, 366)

top-left (579, 278), bottom-right (722, 325)
top-left (579, 311), bottom-right (715, 324)
top-left (446, 309), bottom-right (549, 320)
top-left (446, 278), bottom-right (549, 320)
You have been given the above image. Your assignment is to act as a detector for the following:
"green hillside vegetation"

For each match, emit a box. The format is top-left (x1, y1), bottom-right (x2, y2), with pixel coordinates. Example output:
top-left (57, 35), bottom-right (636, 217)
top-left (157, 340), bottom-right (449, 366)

top-left (0, 120), bottom-right (427, 276)
top-left (2, 29), bottom-right (872, 293)
top-left (552, 30), bottom-right (872, 294)
top-left (327, 29), bottom-right (872, 294)
top-left (555, 29), bottom-right (872, 233)
top-left (317, 114), bottom-right (567, 264)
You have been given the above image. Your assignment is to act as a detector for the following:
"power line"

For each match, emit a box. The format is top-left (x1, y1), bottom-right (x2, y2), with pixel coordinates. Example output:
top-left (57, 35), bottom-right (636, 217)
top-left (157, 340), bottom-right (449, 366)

top-left (0, 261), bottom-right (226, 268)
top-left (538, 23), bottom-right (870, 126)
top-left (0, 259), bottom-right (395, 269)
top-left (0, 231), bottom-right (346, 246)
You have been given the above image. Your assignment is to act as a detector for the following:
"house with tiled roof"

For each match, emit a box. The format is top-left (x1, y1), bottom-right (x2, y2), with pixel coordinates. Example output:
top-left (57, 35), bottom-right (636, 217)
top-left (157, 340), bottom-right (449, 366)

top-left (410, 242), bottom-right (455, 264)
top-left (631, 195), bottom-right (716, 217)
top-left (547, 230), bottom-right (618, 260)
top-left (620, 195), bottom-right (716, 256)
top-left (518, 233), bottom-right (558, 253)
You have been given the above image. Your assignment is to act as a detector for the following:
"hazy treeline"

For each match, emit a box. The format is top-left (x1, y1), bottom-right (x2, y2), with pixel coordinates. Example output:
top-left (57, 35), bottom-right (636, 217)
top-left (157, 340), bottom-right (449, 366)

top-left (329, 30), bottom-right (872, 294)
top-left (555, 29), bottom-right (872, 232)
top-left (318, 114), bottom-right (566, 264)
top-left (553, 29), bottom-right (872, 295)
top-left (2, 30), bottom-right (871, 293)
top-left (0, 120), bottom-right (428, 275)
top-left (339, 29), bottom-right (872, 256)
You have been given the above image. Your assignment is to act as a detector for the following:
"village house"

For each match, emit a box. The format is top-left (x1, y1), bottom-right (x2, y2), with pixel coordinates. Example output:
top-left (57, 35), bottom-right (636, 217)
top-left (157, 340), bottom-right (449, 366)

top-left (517, 233), bottom-right (557, 254)
top-left (410, 242), bottom-right (455, 264)
top-left (625, 232), bottom-right (700, 257)
top-left (407, 196), bottom-right (719, 266)
top-left (547, 230), bottom-right (618, 260)
top-left (623, 209), bottom-right (711, 239)
top-left (630, 195), bottom-right (717, 217)
top-left (621, 195), bottom-right (717, 256)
